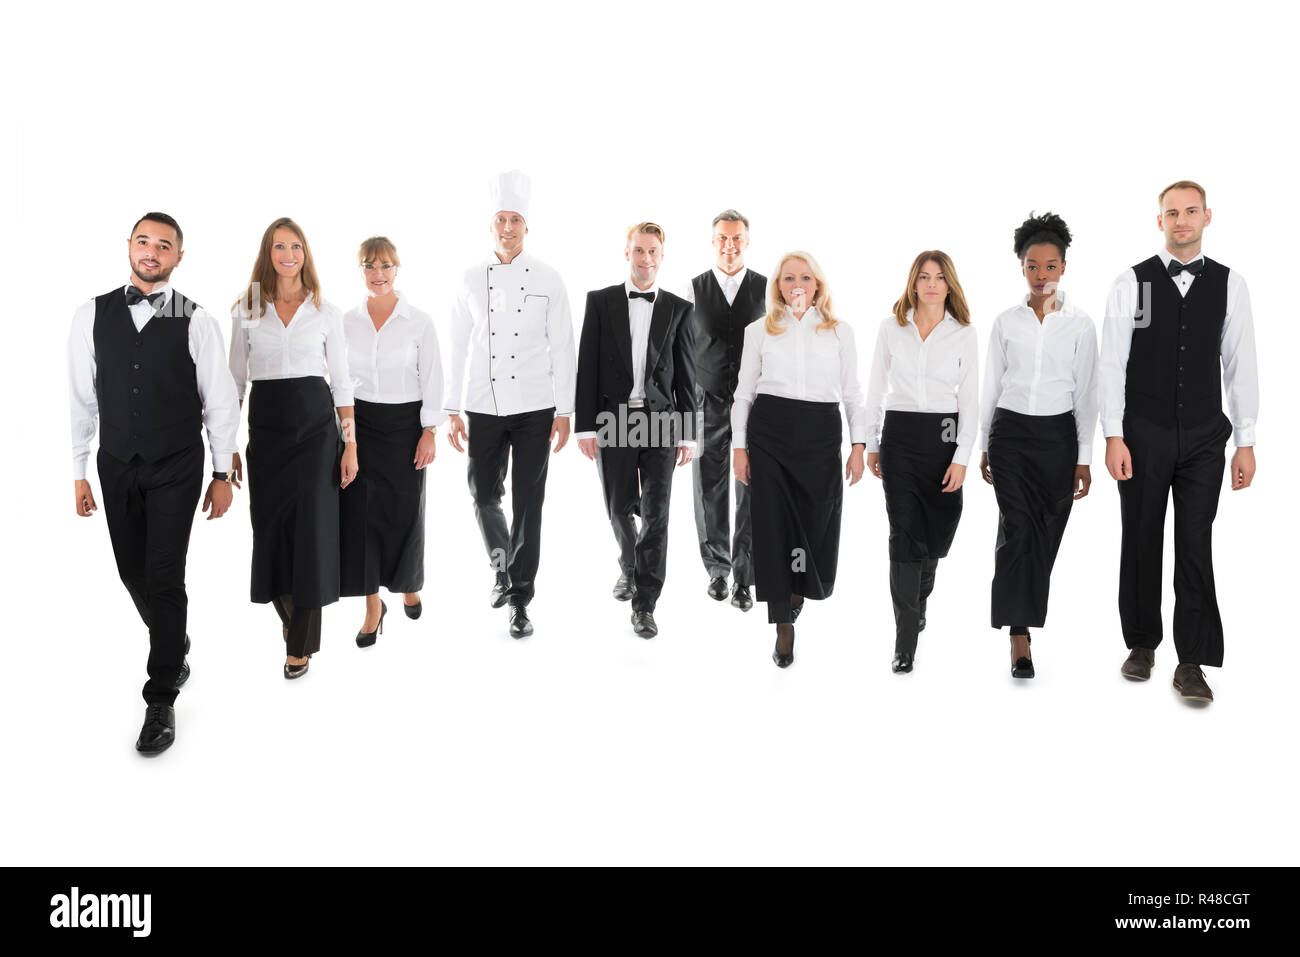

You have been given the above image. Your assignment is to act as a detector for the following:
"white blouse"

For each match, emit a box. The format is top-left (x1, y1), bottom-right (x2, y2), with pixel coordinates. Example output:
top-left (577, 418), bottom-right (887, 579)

top-left (977, 291), bottom-right (1099, 465)
top-left (343, 292), bottom-right (446, 428)
top-left (731, 306), bottom-right (869, 449)
top-left (229, 295), bottom-right (354, 407)
top-left (863, 310), bottom-right (979, 465)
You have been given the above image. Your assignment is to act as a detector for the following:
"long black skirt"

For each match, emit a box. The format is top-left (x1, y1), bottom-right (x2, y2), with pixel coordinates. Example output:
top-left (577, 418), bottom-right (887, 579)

top-left (246, 376), bottom-right (341, 608)
top-left (748, 394), bottom-right (843, 623)
top-left (880, 411), bottom-right (962, 561)
top-left (340, 398), bottom-right (426, 596)
top-left (987, 408), bottom-right (1077, 628)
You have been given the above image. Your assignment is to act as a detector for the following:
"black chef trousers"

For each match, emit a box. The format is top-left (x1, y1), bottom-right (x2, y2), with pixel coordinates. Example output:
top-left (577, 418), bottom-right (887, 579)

top-left (97, 441), bottom-right (203, 706)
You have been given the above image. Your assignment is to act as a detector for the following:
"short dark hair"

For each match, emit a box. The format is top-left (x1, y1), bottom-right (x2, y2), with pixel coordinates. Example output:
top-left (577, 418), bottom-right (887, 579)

top-left (1013, 211), bottom-right (1071, 261)
top-left (712, 209), bottom-right (749, 230)
top-left (132, 211), bottom-right (183, 248)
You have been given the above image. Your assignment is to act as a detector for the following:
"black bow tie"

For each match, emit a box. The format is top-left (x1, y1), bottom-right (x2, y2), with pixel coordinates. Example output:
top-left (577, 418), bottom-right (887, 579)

top-left (628, 290), bottom-right (656, 303)
top-left (1167, 258), bottom-right (1204, 278)
top-left (126, 286), bottom-right (164, 307)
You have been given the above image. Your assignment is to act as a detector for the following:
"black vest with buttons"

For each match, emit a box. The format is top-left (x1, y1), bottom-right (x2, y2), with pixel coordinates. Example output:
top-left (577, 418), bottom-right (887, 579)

top-left (93, 287), bottom-right (203, 463)
top-left (1124, 255), bottom-right (1228, 428)
top-left (690, 269), bottom-right (766, 395)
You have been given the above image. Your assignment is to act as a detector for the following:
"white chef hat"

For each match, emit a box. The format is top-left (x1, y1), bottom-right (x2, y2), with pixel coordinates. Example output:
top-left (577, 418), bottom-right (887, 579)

top-left (489, 169), bottom-right (531, 222)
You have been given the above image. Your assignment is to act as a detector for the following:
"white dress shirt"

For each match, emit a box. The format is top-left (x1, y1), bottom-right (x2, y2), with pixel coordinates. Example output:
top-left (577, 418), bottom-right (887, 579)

top-left (625, 280), bottom-right (657, 402)
top-left (1098, 248), bottom-right (1258, 446)
top-left (443, 251), bottom-right (576, 417)
top-left (343, 292), bottom-right (446, 428)
top-left (229, 295), bottom-right (354, 407)
top-left (731, 306), bottom-right (868, 450)
top-left (977, 291), bottom-right (1099, 465)
top-left (863, 310), bottom-right (980, 465)
top-left (68, 281), bottom-right (241, 480)
top-left (683, 266), bottom-right (748, 306)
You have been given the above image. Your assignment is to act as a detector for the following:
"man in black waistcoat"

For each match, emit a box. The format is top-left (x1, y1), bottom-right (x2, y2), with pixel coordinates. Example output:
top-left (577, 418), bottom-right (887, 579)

top-left (68, 212), bottom-right (241, 753)
top-left (575, 222), bottom-right (697, 639)
top-left (1100, 181), bottom-right (1258, 703)
top-left (684, 210), bottom-right (766, 611)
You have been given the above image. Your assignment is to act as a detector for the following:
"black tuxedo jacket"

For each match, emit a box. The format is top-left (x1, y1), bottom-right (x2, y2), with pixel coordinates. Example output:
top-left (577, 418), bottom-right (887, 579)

top-left (575, 284), bottom-right (697, 440)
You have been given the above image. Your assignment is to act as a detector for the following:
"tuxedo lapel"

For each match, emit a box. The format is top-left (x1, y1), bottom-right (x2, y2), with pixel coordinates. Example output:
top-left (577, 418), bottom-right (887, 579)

top-left (645, 294), bottom-right (672, 381)
top-left (608, 286), bottom-right (634, 380)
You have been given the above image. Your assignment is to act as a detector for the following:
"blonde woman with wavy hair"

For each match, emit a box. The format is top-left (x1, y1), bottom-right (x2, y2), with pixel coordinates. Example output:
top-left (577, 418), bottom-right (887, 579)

top-left (731, 253), bottom-right (868, 668)
top-left (864, 250), bottom-right (979, 675)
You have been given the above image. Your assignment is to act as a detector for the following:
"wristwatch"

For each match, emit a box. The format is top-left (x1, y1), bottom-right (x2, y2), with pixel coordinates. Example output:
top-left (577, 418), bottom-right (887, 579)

top-left (212, 470), bottom-right (233, 484)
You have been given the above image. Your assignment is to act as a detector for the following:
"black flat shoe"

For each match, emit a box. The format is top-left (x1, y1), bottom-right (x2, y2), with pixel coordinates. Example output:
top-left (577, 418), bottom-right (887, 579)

top-left (356, 600), bottom-right (388, 648)
top-left (490, 573), bottom-right (510, 608)
top-left (730, 584), bottom-right (753, 612)
top-left (707, 576), bottom-right (728, 601)
top-left (1011, 632), bottom-right (1034, 679)
top-left (631, 610), bottom-right (658, 638)
top-left (135, 703), bottom-right (176, 755)
top-left (612, 574), bottom-right (637, 602)
top-left (509, 604), bottom-right (534, 638)
top-left (284, 656), bottom-right (311, 680)
top-left (892, 652), bottom-right (914, 674)
top-left (404, 599), bottom-right (422, 620)
top-left (174, 634), bottom-right (191, 689)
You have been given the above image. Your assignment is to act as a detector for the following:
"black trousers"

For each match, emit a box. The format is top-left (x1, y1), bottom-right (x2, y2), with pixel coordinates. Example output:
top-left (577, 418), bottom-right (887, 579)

top-left (692, 386), bottom-right (752, 585)
top-left (890, 559), bottom-right (938, 655)
top-left (272, 595), bottom-right (322, 659)
top-left (466, 407), bottom-right (554, 606)
top-left (97, 441), bottom-right (204, 706)
top-left (1118, 413), bottom-right (1233, 667)
top-left (596, 413), bottom-right (677, 613)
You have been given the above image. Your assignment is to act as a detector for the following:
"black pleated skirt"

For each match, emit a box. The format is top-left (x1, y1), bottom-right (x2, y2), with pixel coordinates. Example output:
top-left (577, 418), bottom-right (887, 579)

top-left (987, 408), bottom-right (1077, 628)
top-left (246, 376), bottom-right (341, 608)
top-left (748, 394), bottom-right (843, 621)
top-left (880, 410), bottom-right (963, 562)
top-left (340, 398), bottom-right (426, 596)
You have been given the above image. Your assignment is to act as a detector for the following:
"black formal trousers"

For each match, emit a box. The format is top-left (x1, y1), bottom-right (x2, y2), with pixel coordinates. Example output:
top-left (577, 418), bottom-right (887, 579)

top-left (466, 407), bottom-right (554, 606)
top-left (692, 386), bottom-right (752, 586)
top-left (97, 440), bottom-right (204, 705)
top-left (890, 558), bottom-right (938, 655)
top-left (1118, 412), bottom-right (1233, 666)
top-left (596, 411), bottom-right (677, 613)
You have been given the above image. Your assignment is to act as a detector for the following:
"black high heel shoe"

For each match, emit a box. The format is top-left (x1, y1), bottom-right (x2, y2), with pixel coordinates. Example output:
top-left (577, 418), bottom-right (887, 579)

top-left (1011, 632), bottom-right (1034, 679)
top-left (284, 655), bottom-right (311, 679)
top-left (772, 623), bottom-right (795, 669)
top-left (356, 600), bottom-right (388, 648)
top-left (404, 597), bottom-right (422, 620)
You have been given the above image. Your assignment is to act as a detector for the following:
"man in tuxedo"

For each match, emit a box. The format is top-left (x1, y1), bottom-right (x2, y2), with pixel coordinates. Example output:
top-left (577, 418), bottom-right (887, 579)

top-left (684, 210), bottom-right (767, 611)
top-left (576, 223), bottom-right (697, 638)
top-left (68, 212), bottom-right (241, 754)
top-left (1100, 180), bottom-right (1258, 703)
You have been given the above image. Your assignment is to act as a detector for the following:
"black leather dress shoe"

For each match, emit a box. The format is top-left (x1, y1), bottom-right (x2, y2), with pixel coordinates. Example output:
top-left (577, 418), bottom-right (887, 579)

top-left (490, 572), bottom-right (511, 608)
top-left (356, 600), bottom-right (387, 648)
top-left (631, 610), bottom-right (658, 638)
top-left (707, 576), bottom-right (728, 601)
top-left (174, 634), bottom-right (192, 688)
top-left (404, 599), bottom-right (422, 620)
top-left (136, 704), bottom-right (175, 755)
top-left (892, 652), bottom-right (914, 674)
top-left (509, 604), bottom-right (534, 638)
top-left (730, 584), bottom-right (753, 611)
top-left (612, 574), bottom-right (637, 602)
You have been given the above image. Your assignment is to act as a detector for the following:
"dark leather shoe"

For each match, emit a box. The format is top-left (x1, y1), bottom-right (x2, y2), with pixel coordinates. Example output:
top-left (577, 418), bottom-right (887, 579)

top-left (174, 634), bottom-right (192, 688)
top-left (490, 573), bottom-right (510, 608)
top-left (509, 604), bottom-right (534, 638)
top-left (356, 600), bottom-right (387, 648)
top-left (772, 650), bottom-right (794, 668)
top-left (730, 584), bottom-right (753, 611)
top-left (892, 652), bottom-right (914, 674)
top-left (1173, 663), bottom-right (1213, 702)
top-left (612, 574), bottom-right (637, 602)
top-left (284, 656), bottom-right (310, 679)
top-left (404, 599), bottom-right (422, 620)
top-left (135, 704), bottom-right (175, 755)
top-left (1121, 646), bottom-right (1155, 681)
top-left (631, 610), bottom-right (658, 638)
top-left (707, 576), bottom-right (728, 601)
top-left (918, 615), bottom-right (927, 632)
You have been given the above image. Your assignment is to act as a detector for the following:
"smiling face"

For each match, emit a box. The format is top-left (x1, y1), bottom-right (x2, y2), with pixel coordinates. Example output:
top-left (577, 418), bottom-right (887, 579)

top-left (626, 231), bottom-right (664, 289)
top-left (1158, 186), bottom-right (1211, 256)
top-left (362, 256), bottom-right (398, 297)
top-left (270, 227), bottom-right (305, 281)
top-left (1021, 242), bottom-right (1065, 299)
top-left (915, 259), bottom-right (948, 308)
top-left (128, 220), bottom-right (182, 287)
top-left (777, 257), bottom-right (818, 310)
top-left (713, 220), bottom-right (749, 273)
top-left (491, 210), bottom-right (527, 260)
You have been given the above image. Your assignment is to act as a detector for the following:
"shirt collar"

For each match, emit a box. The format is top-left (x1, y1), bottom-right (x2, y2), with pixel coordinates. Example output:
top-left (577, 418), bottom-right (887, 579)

top-left (905, 307), bottom-right (955, 326)
top-left (713, 265), bottom-right (747, 290)
top-left (355, 290), bottom-right (410, 323)
top-left (783, 304), bottom-right (821, 323)
top-left (625, 278), bottom-right (660, 299)
top-left (1158, 248), bottom-right (1205, 268)
top-left (1019, 289), bottom-right (1072, 312)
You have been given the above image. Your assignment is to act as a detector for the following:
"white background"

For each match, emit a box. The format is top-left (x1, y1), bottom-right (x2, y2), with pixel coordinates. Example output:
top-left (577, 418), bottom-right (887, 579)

top-left (2, 0), bottom-right (1296, 865)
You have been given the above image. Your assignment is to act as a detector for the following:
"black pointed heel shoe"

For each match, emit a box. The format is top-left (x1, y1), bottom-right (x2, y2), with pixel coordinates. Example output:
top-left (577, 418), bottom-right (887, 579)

top-left (1011, 632), bottom-right (1034, 679)
top-left (404, 598), bottom-right (422, 620)
top-left (356, 600), bottom-right (388, 648)
top-left (772, 624), bottom-right (795, 668)
top-left (284, 655), bottom-right (311, 679)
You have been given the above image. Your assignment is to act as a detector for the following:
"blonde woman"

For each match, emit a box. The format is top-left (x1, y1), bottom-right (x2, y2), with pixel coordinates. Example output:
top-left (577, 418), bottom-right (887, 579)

top-left (864, 250), bottom-right (978, 674)
top-left (229, 217), bottom-right (357, 679)
top-left (340, 237), bottom-right (443, 645)
top-left (732, 252), bottom-right (867, 668)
